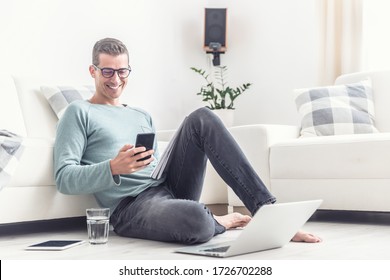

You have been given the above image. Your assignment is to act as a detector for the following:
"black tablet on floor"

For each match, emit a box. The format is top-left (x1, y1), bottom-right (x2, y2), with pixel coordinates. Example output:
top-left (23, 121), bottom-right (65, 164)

top-left (25, 240), bottom-right (85, 251)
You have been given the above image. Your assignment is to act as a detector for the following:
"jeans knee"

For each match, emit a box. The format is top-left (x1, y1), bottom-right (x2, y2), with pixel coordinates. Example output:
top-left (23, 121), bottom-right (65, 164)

top-left (178, 203), bottom-right (216, 244)
top-left (188, 107), bottom-right (222, 132)
top-left (190, 107), bottom-right (213, 120)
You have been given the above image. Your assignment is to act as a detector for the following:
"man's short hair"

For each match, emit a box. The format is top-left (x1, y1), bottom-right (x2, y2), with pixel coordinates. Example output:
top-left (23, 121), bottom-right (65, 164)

top-left (92, 38), bottom-right (129, 66)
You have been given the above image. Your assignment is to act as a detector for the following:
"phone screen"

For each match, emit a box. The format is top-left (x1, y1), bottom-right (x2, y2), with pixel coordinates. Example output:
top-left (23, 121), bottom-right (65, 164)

top-left (135, 133), bottom-right (155, 161)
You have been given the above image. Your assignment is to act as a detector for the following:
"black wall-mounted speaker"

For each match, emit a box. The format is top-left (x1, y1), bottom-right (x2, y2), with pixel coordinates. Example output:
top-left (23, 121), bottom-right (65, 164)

top-left (204, 8), bottom-right (227, 52)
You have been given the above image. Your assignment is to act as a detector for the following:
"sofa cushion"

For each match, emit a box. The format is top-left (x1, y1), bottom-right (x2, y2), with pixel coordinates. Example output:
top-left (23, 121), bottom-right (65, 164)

top-left (0, 131), bottom-right (24, 190)
top-left (8, 138), bottom-right (55, 187)
top-left (293, 79), bottom-right (378, 137)
top-left (41, 85), bottom-right (94, 118)
top-left (13, 77), bottom-right (60, 139)
top-left (0, 76), bottom-right (27, 136)
top-left (335, 70), bottom-right (390, 133)
top-left (270, 133), bottom-right (390, 179)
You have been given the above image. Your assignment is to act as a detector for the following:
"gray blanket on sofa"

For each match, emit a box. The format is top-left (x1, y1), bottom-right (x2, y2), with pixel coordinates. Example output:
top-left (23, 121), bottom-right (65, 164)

top-left (0, 129), bottom-right (24, 190)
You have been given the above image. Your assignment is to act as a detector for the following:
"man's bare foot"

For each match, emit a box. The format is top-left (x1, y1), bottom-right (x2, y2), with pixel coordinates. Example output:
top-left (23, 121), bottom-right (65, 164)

top-left (214, 213), bottom-right (252, 229)
top-left (291, 230), bottom-right (322, 243)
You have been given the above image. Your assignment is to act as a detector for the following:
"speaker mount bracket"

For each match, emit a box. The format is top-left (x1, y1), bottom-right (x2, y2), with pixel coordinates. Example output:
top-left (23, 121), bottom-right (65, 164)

top-left (204, 42), bottom-right (225, 66)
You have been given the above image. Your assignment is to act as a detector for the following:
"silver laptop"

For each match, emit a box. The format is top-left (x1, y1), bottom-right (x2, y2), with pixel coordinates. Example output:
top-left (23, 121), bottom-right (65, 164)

top-left (174, 199), bottom-right (322, 258)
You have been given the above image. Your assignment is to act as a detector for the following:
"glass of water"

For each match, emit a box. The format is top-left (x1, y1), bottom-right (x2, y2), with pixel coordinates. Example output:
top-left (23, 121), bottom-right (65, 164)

top-left (86, 208), bottom-right (110, 245)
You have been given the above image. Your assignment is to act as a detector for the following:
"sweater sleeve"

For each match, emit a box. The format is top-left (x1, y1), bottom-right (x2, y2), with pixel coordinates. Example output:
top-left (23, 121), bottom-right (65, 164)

top-left (54, 103), bottom-right (119, 195)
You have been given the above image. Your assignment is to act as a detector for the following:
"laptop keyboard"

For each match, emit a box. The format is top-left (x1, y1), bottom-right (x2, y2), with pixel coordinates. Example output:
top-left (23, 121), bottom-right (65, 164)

top-left (203, 245), bottom-right (230, 253)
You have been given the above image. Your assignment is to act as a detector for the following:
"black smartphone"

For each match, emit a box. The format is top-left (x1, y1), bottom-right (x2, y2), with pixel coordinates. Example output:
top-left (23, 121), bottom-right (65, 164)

top-left (135, 133), bottom-right (155, 161)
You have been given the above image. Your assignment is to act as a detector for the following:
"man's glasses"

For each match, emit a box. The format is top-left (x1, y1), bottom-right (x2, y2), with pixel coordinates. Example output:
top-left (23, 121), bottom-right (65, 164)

top-left (93, 65), bottom-right (131, 78)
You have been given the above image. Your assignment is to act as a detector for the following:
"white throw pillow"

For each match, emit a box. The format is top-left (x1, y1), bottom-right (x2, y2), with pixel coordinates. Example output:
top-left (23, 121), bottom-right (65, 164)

top-left (41, 85), bottom-right (94, 118)
top-left (293, 79), bottom-right (378, 137)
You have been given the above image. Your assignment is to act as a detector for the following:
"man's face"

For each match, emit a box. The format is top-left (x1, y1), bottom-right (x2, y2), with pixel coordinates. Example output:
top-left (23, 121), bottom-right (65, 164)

top-left (89, 53), bottom-right (129, 105)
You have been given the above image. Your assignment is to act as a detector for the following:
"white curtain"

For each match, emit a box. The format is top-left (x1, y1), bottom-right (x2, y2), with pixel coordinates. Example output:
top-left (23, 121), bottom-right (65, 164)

top-left (320, 0), bottom-right (363, 85)
top-left (362, 1), bottom-right (390, 71)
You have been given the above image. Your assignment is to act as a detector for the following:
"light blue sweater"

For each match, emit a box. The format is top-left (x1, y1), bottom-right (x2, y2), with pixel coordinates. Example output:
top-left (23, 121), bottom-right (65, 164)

top-left (54, 100), bottom-right (164, 213)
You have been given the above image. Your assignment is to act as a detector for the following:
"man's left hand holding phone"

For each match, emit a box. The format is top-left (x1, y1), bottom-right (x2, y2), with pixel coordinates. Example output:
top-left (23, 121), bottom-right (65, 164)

top-left (109, 133), bottom-right (155, 176)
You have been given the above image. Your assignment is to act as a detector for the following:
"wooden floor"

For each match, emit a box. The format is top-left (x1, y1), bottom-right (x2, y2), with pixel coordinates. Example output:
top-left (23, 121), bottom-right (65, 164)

top-left (1, 210), bottom-right (390, 260)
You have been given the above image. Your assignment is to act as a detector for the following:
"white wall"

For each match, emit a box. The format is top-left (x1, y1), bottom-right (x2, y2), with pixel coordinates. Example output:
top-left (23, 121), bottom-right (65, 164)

top-left (0, 0), bottom-right (321, 130)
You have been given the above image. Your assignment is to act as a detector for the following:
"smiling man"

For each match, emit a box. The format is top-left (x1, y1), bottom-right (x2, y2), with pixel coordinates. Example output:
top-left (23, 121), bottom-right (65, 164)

top-left (89, 50), bottom-right (129, 105)
top-left (54, 38), bottom-right (320, 244)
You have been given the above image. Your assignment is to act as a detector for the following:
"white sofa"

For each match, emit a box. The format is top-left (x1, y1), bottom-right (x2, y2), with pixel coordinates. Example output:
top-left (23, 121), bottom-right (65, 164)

top-left (229, 70), bottom-right (390, 212)
top-left (0, 76), bottom-right (227, 225)
top-left (5, 70), bottom-right (386, 226)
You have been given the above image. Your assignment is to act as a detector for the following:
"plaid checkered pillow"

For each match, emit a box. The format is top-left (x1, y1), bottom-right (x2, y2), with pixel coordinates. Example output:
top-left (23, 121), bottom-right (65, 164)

top-left (41, 85), bottom-right (95, 118)
top-left (0, 130), bottom-right (24, 190)
top-left (293, 80), bottom-right (378, 137)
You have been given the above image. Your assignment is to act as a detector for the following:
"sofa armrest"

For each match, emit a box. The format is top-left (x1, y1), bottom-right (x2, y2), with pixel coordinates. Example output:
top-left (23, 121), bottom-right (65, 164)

top-left (227, 124), bottom-right (299, 207)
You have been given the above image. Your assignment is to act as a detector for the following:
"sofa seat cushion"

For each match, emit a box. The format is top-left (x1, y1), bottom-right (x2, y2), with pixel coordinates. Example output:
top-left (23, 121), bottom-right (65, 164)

top-left (8, 137), bottom-right (55, 187)
top-left (0, 186), bottom-right (98, 223)
top-left (270, 133), bottom-right (390, 179)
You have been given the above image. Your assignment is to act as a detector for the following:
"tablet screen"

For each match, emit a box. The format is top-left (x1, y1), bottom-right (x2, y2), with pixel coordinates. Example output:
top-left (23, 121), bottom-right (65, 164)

top-left (26, 240), bottom-right (84, 250)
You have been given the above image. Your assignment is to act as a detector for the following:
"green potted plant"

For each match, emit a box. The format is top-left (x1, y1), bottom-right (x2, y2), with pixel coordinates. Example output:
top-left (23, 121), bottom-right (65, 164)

top-left (190, 66), bottom-right (252, 110)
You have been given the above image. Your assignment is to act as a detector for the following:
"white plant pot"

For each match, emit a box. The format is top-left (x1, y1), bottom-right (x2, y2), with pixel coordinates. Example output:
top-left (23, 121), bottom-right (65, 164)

top-left (212, 109), bottom-right (235, 127)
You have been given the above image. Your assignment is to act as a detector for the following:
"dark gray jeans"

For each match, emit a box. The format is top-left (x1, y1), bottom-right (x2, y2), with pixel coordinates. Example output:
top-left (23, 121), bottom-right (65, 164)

top-left (110, 107), bottom-right (276, 244)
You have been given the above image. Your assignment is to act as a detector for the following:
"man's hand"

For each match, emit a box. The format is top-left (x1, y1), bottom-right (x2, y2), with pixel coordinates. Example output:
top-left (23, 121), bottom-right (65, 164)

top-left (110, 144), bottom-right (154, 175)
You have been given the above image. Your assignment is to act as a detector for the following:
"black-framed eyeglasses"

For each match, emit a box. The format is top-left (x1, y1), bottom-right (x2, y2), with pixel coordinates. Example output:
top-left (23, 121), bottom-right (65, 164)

top-left (93, 65), bottom-right (132, 78)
